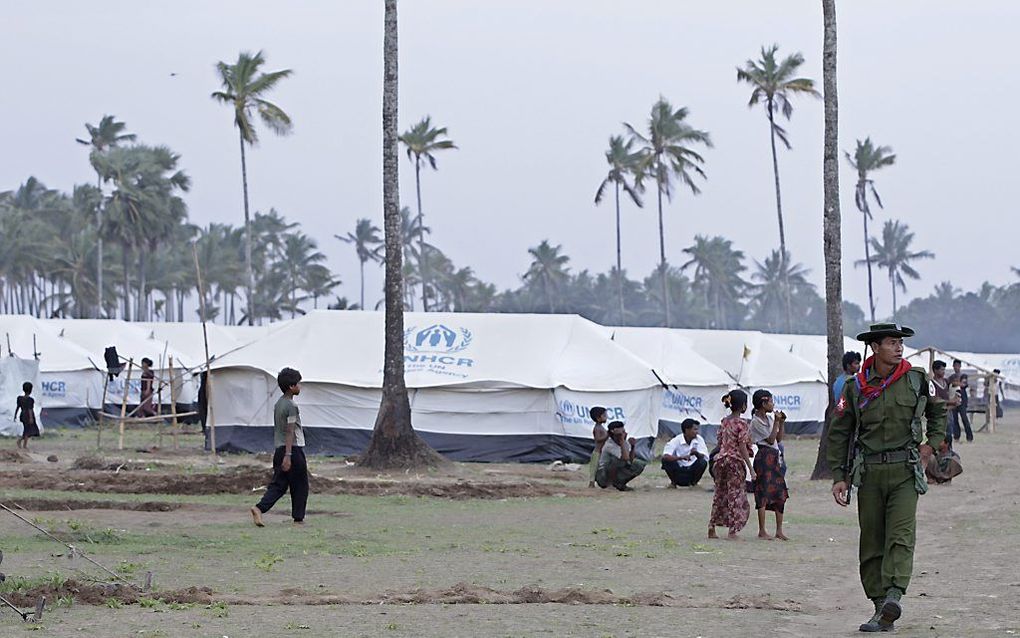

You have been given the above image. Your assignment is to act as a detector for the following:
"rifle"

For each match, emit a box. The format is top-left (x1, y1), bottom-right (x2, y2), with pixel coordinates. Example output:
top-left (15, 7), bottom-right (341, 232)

top-left (843, 344), bottom-right (867, 506)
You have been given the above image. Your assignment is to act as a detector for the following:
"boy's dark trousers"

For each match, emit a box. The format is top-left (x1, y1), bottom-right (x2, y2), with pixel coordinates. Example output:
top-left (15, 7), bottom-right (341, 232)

top-left (255, 446), bottom-right (308, 522)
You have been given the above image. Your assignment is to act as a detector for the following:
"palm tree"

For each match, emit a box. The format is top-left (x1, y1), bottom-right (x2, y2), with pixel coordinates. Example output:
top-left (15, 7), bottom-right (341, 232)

top-left (93, 145), bottom-right (190, 321)
top-left (361, 0), bottom-right (442, 470)
top-left (523, 240), bottom-right (571, 313)
top-left (736, 45), bottom-right (819, 257)
top-left (749, 249), bottom-right (814, 332)
top-left (336, 218), bottom-right (383, 310)
top-left (845, 138), bottom-right (896, 322)
top-left (212, 50), bottom-right (293, 326)
top-left (681, 235), bottom-right (746, 329)
top-left (626, 98), bottom-right (712, 327)
top-left (77, 115), bottom-right (136, 317)
top-left (856, 220), bottom-right (933, 319)
top-left (814, 0), bottom-right (844, 481)
top-left (594, 135), bottom-right (643, 325)
top-left (399, 116), bottom-right (456, 312)
top-left (277, 231), bottom-right (326, 318)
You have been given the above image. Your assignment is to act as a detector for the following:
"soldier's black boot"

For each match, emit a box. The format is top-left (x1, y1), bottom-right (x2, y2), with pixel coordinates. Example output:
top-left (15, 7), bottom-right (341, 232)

top-left (858, 598), bottom-right (885, 632)
top-left (878, 588), bottom-right (903, 629)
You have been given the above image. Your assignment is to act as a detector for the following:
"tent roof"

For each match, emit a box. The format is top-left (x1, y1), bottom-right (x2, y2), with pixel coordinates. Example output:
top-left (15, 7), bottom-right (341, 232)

top-left (672, 329), bottom-right (825, 386)
top-left (136, 322), bottom-right (250, 364)
top-left (211, 310), bottom-right (661, 391)
top-left (42, 319), bottom-right (195, 371)
top-left (0, 314), bottom-right (96, 372)
top-left (605, 327), bottom-right (733, 386)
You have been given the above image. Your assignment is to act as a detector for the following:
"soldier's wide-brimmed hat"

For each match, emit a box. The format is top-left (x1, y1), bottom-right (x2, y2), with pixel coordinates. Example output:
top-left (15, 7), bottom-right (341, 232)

top-left (855, 322), bottom-right (915, 343)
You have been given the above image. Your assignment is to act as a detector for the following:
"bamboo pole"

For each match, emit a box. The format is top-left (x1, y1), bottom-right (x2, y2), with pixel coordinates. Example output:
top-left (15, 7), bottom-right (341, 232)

top-left (169, 356), bottom-right (179, 449)
top-left (988, 373), bottom-right (998, 434)
top-left (192, 244), bottom-right (216, 454)
top-left (118, 359), bottom-right (134, 451)
top-left (97, 374), bottom-right (109, 450)
top-left (156, 368), bottom-right (164, 448)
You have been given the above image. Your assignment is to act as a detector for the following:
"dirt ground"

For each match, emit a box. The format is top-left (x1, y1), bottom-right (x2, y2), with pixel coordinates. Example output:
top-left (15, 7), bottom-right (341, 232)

top-left (0, 420), bottom-right (1018, 637)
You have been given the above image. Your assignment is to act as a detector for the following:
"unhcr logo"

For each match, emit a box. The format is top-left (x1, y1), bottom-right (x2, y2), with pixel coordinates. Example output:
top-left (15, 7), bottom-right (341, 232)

top-left (403, 324), bottom-right (475, 374)
top-left (404, 324), bottom-right (472, 354)
top-left (557, 400), bottom-right (625, 425)
top-left (663, 389), bottom-right (703, 414)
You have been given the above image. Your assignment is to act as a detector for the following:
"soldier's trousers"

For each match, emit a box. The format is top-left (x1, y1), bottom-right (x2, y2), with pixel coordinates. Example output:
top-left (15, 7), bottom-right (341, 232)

top-left (856, 461), bottom-right (918, 599)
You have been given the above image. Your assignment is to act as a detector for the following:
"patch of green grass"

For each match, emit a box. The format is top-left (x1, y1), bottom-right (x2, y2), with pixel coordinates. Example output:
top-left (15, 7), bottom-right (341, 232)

top-left (205, 601), bottom-right (228, 618)
top-left (105, 598), bottom-right (122, 609)
top-left (255, 552), bottom-right (284, 571)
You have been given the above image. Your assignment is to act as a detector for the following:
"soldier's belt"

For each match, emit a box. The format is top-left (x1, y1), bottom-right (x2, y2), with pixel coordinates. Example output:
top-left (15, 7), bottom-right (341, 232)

top-left (863, 449), bottom-right (911, 465)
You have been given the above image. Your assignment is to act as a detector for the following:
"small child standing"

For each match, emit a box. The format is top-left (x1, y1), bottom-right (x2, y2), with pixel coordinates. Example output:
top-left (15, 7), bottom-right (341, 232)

top-left (250, 368), bottom-right (309, 526)
top-left (588, 407), bottom-right (609, 488)
top-left (13, 382), bottom-right (39, 450)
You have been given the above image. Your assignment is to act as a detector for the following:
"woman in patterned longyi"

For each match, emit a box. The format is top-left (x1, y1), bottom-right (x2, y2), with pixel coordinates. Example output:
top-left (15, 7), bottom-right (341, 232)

top-left (709, 389), bottom-right (755, 540)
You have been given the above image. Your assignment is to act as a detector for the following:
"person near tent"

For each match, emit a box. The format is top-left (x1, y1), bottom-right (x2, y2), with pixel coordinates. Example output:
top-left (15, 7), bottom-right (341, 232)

top-left (949, 374), bottom-right (974, 443)
top-left (139, 357), bottom-right (156, 417)
top-left (709, 389), bottom-right (754, 540)
top-left (660, 418), bottom-right (709, 487)
top-left (588, 406), bottom-right (609, 488)
top-left (834, 351), bottom-right (863, 402)
top-left (250, 367), bottom-right (309, 526)
top-left (931, 360), bottom-right (955, 448)
top-left (594, 421), bottom-right (645, 491)
top-left (749, 390), bottom-right (789, 541)
top-left (13, 382), bottom-right (39, 451)
top-left (827, 323), bottom-right (947, 633)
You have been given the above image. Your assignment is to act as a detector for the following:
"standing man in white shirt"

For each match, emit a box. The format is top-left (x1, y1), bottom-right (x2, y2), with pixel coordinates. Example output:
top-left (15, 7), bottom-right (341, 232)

top-left (661, 419), bottom-right (710, 487)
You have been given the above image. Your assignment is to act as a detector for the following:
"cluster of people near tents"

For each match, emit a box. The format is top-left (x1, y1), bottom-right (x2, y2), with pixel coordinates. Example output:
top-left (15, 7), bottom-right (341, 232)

top-left (587, 386), bottom-right (791, 541)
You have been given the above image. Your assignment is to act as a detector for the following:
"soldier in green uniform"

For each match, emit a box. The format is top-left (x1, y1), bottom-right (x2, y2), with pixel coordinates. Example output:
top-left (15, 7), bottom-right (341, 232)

top-left (827, 323), bottom-right (947, 632)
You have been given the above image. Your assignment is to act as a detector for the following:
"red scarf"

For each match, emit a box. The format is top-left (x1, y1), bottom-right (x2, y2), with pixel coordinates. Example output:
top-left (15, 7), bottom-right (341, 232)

top-left (854, 356), bottom-right (912, 409)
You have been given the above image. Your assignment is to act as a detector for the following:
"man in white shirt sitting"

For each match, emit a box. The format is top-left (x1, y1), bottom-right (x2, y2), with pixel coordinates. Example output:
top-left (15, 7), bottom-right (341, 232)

top-left (661, 418), bottom-right (710, 487)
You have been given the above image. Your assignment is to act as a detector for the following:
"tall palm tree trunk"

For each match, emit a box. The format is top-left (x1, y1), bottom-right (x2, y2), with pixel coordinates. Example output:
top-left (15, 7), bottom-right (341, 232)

top-left (767, 102), bottom-right (794, 333)
top-left (890, 273), bottom-right (897, 320)
top-left (361, 0), bottom-right (442, 470)
top-left (656, 167), bottom-right (671, 327)
top-left (122, 246), bottom-right (132, 321)
top-left (359, 259), bottom-right (366, 310)
top-left (238, 133), bottom-right (256, 326)
top-left (96, 172), bottom-right (104, 318)
top-left (614, 181), bottom-right (624, 325)
top-left (136, 249), bottom-right (147, 321)
top-left (812, 0), bottom-right (843, 481)
top-left (414, 159), bottom-right (429, 312)
top-left (861, 196), bottom-right (876, 322)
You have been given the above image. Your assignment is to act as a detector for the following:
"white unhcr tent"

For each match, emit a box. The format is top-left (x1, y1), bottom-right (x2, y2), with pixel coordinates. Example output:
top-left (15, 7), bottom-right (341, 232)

top-left (0, 314), bottom-right (102, 426)
top-left (605, 327), bottom-right (733, 431)
top-left (671, 329), bottom-right (829, 434)
top-left (42, 319), bottom-right (198, 410)
top-left (210, 311), bottom-right (663, 462)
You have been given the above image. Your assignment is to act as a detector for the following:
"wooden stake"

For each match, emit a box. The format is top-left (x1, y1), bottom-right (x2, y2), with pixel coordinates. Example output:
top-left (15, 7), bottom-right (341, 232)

top-left (988, 372), bottom-right (998, 434)
top-left (118, 359), bottom-right (134, 451)
top-left (193, 244), bottom-right (216, 454)
top-left (98, 374), bottom-right (109, 450)
top-left (169, 356), bottom-right (179, 449)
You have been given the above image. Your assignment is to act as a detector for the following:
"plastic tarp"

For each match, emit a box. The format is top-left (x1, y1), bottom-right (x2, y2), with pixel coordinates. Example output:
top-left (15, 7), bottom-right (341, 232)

top-left (209, 311), bottom-right (662, 461)
top-left (0, 357), bottom-right (42, 436)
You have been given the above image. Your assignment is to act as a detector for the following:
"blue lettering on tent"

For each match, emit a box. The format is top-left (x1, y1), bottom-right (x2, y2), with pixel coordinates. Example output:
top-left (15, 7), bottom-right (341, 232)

top-left (555, 399), bottom-right (627, 426)
top-left (773, 394), bottom-right (802, 411)
top-left (663, 389), bottom-right (704, 414)
top-left (41, 380), bottom-right (67, 397)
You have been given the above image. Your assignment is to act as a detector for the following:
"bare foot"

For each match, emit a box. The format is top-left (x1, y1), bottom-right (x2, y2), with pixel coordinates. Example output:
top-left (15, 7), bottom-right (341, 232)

top-left (249, 507), bottom-right (264, 527)
top-left (707, 528), bottom-right (719, 540)
top-left (757, 531), bottom-right (774, 540)
top-left (774, 532), bottom-right (790, 541)
top-left (293, 520), bottom-right (305, 525)
top-left (726, 530), bottom-right (741, 540)
top-left (588, 481), bottom-right (595, 488)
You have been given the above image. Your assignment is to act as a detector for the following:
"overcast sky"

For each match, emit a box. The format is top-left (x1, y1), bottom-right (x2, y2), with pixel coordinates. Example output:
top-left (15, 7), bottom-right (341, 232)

top-left (3, 1), bottom-right (1018, 318)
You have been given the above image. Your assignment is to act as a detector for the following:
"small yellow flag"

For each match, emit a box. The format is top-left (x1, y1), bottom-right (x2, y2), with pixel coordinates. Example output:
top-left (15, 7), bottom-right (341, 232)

top-left (743, 345), bottom-right (752, 360)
